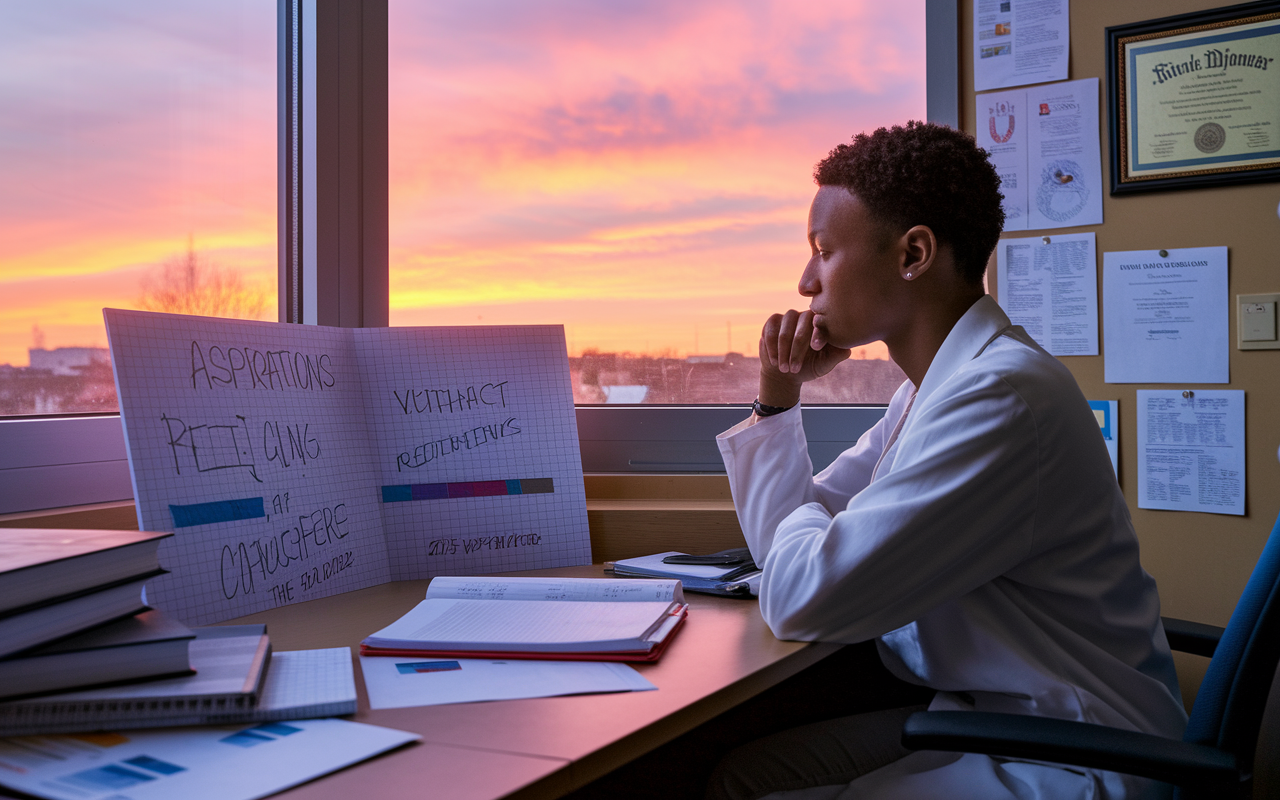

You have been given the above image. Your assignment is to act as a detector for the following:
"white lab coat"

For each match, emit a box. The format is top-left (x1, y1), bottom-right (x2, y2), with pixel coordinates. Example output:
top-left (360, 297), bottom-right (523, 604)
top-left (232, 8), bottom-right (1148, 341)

top-left (716, 296), bottom-right (1187, 799)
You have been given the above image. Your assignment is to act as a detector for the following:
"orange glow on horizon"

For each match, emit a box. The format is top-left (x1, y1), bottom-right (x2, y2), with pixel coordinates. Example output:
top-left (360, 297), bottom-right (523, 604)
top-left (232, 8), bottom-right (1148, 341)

top-left (1, 0), bottom-right (922, 370)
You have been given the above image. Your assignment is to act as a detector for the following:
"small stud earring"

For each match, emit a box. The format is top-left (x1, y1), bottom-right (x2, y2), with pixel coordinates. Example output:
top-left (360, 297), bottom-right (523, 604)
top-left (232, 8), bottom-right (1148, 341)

top-left (905, 272), bottom-right (913, 279)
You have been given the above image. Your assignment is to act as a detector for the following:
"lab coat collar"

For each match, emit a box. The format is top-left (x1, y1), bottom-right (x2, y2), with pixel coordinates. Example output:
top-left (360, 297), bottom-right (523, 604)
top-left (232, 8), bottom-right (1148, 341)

top-left (913, 295), bottom-right (1013, 410)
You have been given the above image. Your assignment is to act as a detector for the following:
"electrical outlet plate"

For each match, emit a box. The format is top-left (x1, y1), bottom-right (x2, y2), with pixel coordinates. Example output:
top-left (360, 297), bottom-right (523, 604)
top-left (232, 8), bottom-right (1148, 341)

top-left (1238, 293), bottom-right (1280, 350)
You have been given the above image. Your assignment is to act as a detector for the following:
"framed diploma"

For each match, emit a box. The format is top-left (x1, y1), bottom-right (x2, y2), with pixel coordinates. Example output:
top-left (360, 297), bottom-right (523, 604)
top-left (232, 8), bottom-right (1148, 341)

top-left (1107, 1), bottom-right (1280, 194)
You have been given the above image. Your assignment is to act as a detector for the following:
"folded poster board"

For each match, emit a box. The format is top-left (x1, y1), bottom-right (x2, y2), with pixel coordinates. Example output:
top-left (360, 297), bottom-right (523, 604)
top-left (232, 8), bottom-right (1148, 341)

top-left (104, 310), bottom-right (591, 625)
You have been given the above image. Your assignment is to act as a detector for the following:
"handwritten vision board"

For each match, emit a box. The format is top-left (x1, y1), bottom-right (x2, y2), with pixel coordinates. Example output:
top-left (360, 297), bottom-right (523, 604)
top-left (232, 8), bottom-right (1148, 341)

top-left (104, 309), bottom-right (591, 625)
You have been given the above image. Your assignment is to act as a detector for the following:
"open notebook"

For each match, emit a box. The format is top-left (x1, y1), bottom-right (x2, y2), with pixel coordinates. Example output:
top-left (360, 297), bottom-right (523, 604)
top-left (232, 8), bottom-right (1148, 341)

top-left (361, 577), bottom-right (689, 662)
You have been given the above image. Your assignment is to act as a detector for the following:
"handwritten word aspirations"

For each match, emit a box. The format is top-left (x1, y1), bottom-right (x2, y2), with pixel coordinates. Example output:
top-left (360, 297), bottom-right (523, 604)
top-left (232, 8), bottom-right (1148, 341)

top-left (392, 382), bottom-right (509, 415)
top-left (427, 532), bottom-right (542, 557)
top-left (1151, 48), bottom-right (1274, 85)
top-left (1119, 260), bottom-right (1210, 270)
top-left (219, 503), bottom-right (349, 600)
top-left (191, 341), bottom-right (335, 392)
top-left (397, 417), bottom-right (521, 472)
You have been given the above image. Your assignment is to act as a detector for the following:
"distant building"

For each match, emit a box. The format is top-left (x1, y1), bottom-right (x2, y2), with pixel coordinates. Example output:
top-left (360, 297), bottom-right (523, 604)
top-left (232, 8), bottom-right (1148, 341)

top-left (28, 347), bottom-right (110, 376)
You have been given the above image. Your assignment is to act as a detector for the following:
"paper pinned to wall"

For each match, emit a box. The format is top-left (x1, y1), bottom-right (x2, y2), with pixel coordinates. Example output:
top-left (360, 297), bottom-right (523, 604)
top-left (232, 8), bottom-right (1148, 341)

top-left (973, 0), bottom-right (1069, 92)
top-left (1102, 247), bottom-right (1229, 384)
top-left (977, 78), bottom-right (1103, 231)
top-left (105, 310), bottom-right (591, 626)
top-left (996, 232), bottom-right (1098, 356)
top-left (1088, 400), bottom-right (1118, 477)
top-left (1137, 390), bottom-right (1244, 516)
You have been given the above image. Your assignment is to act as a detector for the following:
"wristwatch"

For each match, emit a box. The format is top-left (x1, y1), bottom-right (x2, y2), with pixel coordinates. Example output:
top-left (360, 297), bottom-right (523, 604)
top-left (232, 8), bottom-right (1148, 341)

top-left (752, 397), bottom-right (794, 417)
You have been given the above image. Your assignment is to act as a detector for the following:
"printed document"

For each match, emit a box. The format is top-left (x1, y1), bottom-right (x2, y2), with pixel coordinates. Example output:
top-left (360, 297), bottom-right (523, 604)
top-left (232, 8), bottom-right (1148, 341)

top-left (0, 718), bottom-right (417, 800)
top-left (996, 232), bottom-right (1097, 355)
top-left (360, 656), bottom-right (655, 709)
top-left (1137, 390), bottom-right (1244, 516)
top-left (978, 78), bottom-right (1103, 230)
top-left (1103, 247), bottom-right (1229, 384)
top-left (973, 0), bottom-right (1069, 91)
top-left (1088, 400), bottom-right (1119, 477)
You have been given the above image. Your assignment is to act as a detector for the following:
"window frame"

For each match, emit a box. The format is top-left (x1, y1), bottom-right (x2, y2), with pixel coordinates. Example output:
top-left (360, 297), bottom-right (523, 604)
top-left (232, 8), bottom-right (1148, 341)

top-left (0, 0), bottom-right (957, 516)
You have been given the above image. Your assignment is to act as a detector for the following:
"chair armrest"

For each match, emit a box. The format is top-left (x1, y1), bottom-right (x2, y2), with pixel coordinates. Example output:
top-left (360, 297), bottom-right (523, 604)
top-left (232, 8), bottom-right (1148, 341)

top-left (901, 711), bottom-right (1237, 790)
top-left (1162, 616), bottom-right (1223, 658)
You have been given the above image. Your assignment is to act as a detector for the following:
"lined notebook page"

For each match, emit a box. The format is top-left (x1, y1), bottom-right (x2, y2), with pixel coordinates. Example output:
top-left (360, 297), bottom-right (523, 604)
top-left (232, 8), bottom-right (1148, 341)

top-left (369, 598), bottom-right (674, 649)
top-left (426, 576), bottom-right (683, 603)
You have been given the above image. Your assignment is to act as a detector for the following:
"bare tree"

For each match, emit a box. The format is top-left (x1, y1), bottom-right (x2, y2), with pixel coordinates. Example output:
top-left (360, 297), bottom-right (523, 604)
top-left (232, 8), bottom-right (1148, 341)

top-left (138, 237), bottom-right (267, 320)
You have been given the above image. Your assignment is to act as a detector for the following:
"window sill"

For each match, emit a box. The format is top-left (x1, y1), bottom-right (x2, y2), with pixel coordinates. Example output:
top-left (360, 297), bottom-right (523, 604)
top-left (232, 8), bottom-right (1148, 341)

top-left (0, 476), bottom-right (746, 562)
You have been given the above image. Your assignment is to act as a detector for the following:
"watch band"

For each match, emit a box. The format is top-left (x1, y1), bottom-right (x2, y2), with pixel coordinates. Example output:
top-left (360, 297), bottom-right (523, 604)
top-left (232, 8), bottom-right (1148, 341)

top-left (752, 397), bottom-right (794, 417)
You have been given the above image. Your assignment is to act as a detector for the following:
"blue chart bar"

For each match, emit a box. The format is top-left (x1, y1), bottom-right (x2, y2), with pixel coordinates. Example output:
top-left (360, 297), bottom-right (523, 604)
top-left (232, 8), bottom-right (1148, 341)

top-left (169, 497), bottom-right (266, 529)
top-left (381, 478), bottom-right (554, 504)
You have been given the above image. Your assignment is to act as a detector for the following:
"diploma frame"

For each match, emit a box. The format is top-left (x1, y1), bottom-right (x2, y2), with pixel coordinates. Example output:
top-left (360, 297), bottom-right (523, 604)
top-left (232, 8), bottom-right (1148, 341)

top-left (1107, 1), bottom-right (1280, 194)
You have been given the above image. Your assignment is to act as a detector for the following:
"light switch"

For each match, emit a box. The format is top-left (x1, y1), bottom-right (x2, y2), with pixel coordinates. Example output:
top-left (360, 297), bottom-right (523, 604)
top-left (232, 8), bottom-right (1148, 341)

top-left (1238, 293), bottom-right (1280, 350)
top-left (1243, 302), bottom-right (1276, 341)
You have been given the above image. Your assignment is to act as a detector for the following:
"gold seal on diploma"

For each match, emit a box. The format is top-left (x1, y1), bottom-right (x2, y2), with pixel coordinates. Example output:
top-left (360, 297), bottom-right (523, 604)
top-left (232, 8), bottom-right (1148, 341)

top-left (1194, 123), bottom-right (1226, 154)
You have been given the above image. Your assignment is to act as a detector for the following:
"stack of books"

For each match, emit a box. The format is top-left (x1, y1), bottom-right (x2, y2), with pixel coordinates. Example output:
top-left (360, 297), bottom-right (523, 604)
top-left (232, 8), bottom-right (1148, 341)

top-left (0, 529), bottom-right (178, 692)
top-left (0, 529), bottom-right (357, 736)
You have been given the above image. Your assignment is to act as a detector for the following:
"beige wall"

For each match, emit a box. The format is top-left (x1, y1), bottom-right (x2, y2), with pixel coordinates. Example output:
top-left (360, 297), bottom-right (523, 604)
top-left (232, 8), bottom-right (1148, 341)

top-left (960, 0), bottom-right (1280, 639)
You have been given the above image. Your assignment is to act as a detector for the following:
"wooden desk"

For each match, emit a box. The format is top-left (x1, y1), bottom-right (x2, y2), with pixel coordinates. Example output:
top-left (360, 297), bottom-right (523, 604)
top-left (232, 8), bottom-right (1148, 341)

top-left (223, 565), bottom-right (839, 800)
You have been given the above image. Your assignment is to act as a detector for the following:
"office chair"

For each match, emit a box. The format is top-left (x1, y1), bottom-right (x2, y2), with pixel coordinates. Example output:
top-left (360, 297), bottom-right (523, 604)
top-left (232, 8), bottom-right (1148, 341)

top-left (901, 508), bottom-right (1280, 798)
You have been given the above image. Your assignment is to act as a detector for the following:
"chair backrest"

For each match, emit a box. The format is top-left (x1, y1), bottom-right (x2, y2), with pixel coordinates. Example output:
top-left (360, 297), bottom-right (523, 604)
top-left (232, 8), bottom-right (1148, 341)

top-left (1183, 510), bottom-right (1280, 772)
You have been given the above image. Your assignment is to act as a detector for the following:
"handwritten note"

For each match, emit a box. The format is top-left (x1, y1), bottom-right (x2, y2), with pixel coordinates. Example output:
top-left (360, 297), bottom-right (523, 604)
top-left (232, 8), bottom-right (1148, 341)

top-left (105, 310), bottom-right (591, 625)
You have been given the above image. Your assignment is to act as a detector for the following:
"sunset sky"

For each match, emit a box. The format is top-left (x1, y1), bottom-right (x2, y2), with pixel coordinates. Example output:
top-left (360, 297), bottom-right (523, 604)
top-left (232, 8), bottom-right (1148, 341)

top-left (0, 0), bottom-right (923, 368)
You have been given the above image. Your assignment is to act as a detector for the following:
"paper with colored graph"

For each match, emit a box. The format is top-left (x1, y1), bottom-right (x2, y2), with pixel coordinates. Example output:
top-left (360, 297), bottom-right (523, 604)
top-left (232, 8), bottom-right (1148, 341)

top-left (105, 309), bottom-right (591, 626)
top-left (0, 718), bottom-right (418, 800)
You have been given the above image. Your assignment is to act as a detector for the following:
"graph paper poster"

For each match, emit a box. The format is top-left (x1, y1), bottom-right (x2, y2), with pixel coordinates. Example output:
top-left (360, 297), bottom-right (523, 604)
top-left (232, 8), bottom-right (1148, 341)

top-left (104, 309), bottom-right (591, 625)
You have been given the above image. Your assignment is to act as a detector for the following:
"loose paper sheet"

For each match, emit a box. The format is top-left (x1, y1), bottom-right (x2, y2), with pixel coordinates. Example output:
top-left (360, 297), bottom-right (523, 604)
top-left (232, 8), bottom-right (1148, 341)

top-left (1088, 400), bottom-right (1119, 477)
top-left (978, 78), bottom-right (1103, 230)
top-left (1102, 247), bottom-right (1229, 384)
top-left (996, 232), bottom-right (1098, 355)
top-left (104, 310), bottom-right (591, 626)
top-left (0, 718), bottom-right (418, 800)
top-left (360, 656), bottom-right (655, 709)
top-left (1137, 390), bottom-right (1244, 516)
top-left (973, 0), bottom-right (1069, 92)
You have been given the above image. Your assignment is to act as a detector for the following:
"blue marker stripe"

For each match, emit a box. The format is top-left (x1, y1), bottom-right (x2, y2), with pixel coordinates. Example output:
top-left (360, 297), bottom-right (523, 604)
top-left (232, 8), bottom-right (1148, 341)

top-left (170, 497), bottom-right (265, 528)
top-left (382, 485), bottom-right (412, 503)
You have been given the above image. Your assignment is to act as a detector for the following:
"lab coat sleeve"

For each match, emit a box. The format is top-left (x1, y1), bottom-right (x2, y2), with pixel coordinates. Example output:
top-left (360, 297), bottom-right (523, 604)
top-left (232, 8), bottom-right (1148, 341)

top-left (716, 393), bottom-right (897, 564)
top-left (758, 370), bottom-right (1040, 643)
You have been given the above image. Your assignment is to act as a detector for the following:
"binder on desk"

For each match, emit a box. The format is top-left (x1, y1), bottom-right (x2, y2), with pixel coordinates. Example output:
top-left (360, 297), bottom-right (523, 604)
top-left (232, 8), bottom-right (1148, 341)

top-left (360, 576), bottom-right (689, 663)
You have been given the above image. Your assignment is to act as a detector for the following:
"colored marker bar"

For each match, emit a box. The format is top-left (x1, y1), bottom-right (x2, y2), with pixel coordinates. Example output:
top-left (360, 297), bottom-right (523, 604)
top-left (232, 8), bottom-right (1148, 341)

top-left (381, 478), bottom-right (554, 503)
top-left (170, 497), bottom-right (265, 528)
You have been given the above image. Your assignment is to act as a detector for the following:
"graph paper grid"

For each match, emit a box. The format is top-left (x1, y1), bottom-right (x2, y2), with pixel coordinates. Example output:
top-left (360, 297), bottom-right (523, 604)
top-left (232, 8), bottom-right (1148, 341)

top-left (105, 310), bottom-right (392, 626)
top-left (352, 325), bottom-right (591, 580)
top-left (106, 311), bottom-right (590, 625)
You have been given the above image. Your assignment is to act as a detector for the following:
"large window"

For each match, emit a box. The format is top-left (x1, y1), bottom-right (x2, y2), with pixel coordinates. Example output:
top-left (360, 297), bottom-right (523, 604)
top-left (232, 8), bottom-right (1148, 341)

top-left (0, 1), bottom-right (276, 417)
top-left (388, 0), bottom-right (924, 403)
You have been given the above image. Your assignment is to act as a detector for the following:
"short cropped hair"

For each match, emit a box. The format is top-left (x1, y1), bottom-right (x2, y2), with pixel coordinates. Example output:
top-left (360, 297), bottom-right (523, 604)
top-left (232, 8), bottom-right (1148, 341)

top-left (813, 121), bottom-right (1004, 285)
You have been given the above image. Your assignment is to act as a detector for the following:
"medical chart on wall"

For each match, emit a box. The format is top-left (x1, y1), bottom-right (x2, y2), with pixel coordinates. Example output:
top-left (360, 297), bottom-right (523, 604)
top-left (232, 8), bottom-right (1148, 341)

top-left (105, 310), bottom-right (591, 626)
top-left (1137, 390), bottom-right (1244, 516)
top-left (977, 78), bottom-right (1103, 231)
top-left (973, 0), bottom-right (1069, 91)
top-left (1102, 247), bottom-right (1229, 384)
top-left (996, 232), bottom-right (1097, 355)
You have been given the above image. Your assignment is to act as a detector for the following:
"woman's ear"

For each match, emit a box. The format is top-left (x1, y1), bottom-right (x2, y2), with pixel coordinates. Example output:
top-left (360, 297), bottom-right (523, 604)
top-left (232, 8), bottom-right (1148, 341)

top-left (898, 225), bottom-right (937, 281)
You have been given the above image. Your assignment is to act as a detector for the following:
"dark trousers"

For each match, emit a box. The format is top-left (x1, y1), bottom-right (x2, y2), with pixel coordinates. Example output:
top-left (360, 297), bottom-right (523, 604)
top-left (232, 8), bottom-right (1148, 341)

top-left (562, 640), bottom-right (935, 800)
